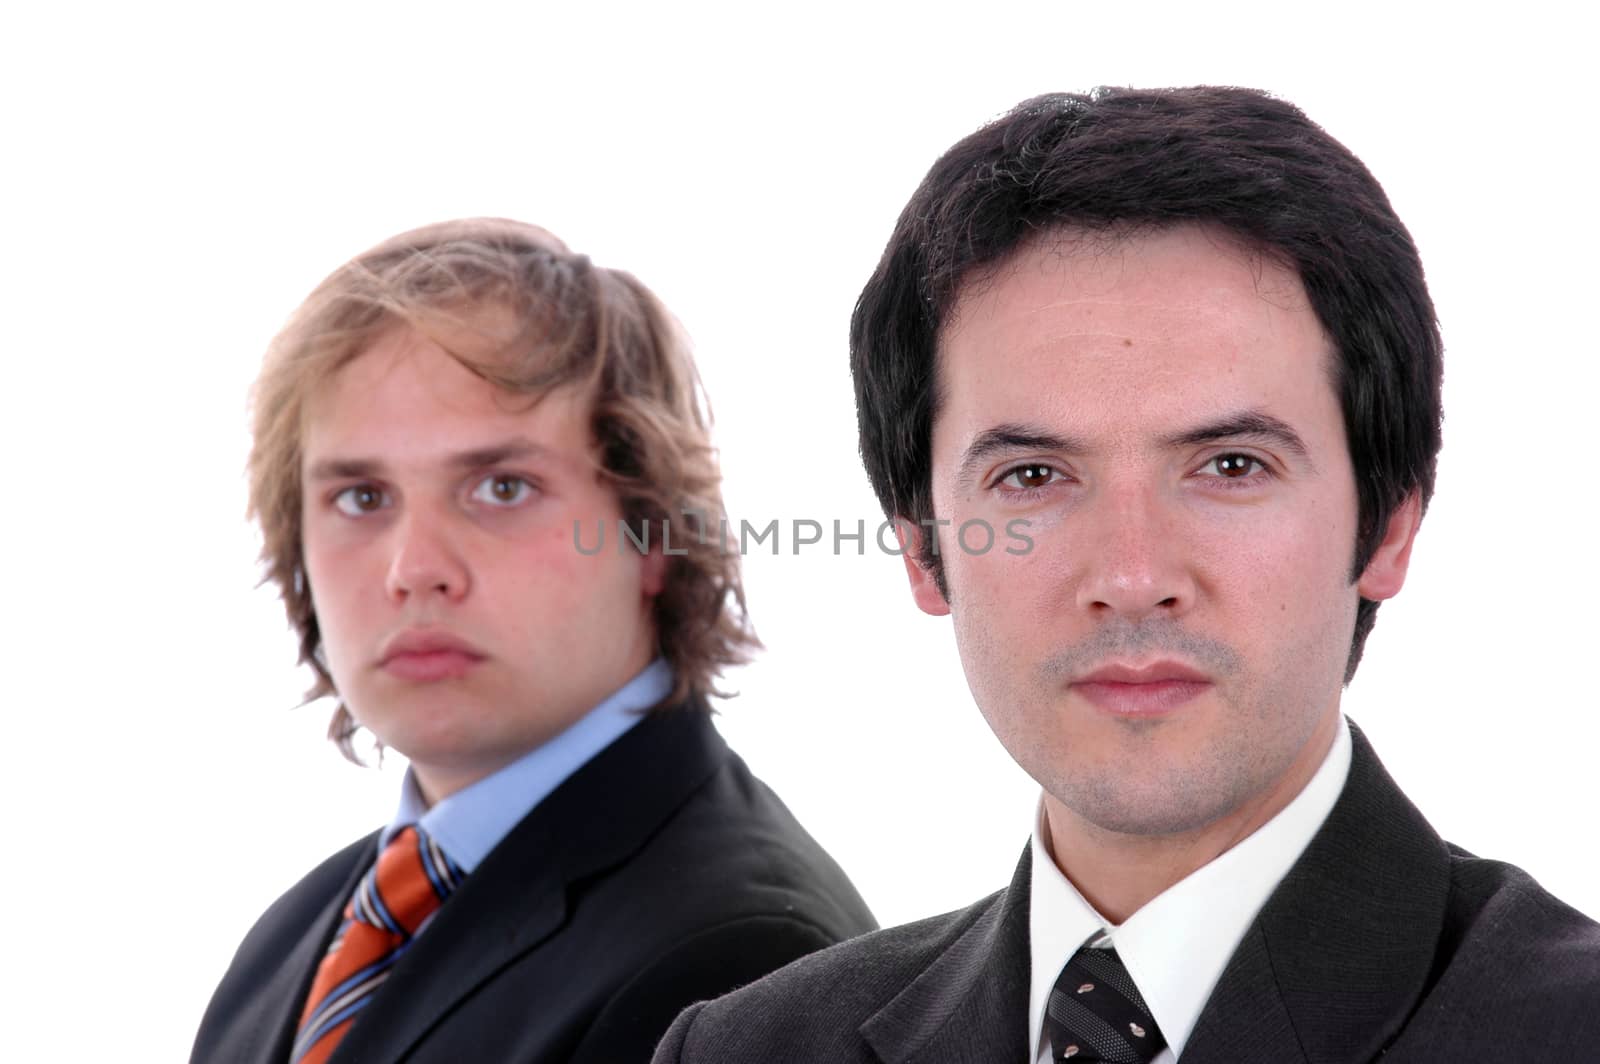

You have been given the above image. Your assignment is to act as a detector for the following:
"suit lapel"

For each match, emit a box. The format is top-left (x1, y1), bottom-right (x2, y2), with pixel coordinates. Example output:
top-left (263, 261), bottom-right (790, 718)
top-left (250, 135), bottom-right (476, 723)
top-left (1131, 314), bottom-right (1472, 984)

top-left (860, 850), bottom-right (1032, 1064)
top-left (1181, 722), bottom-right (1451, 1064)
top-left (240, 834), bottom-right (376, 1064)
top-left (328, 707), bottom-right (731, 1063)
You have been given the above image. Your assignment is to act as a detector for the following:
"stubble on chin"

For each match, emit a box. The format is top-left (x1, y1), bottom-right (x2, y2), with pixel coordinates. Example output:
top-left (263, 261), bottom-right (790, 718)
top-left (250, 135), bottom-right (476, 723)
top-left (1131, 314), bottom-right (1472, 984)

top-left (1044, 728), bottom-right (1278, 839)
top-left (1027, 620), bottom-right (1261, 838)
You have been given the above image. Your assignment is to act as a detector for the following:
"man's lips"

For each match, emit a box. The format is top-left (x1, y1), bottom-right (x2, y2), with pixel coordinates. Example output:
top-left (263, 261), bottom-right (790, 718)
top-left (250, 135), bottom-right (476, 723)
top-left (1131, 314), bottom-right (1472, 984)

top-left (1070, 661), bottom-right (1211, 716)
top-left (378, 631), bottom-right (486, 683)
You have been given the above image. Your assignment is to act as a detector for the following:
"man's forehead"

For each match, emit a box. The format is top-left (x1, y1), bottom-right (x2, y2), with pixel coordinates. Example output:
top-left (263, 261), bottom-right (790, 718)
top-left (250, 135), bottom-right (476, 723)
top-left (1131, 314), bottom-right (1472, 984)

top-left (300, 331), bottom-right (600, 477)
top-left (940, 223), bottom-right (1309, 343)
top-left (317, 309), bottom-right (592, 408)
top-left (928, 225), bottom-right (1341, 455)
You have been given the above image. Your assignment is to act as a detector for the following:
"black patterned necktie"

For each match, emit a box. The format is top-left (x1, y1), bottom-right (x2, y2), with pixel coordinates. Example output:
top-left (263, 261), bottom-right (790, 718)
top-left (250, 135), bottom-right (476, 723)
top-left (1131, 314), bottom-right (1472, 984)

top-left (1043, 945), bottom-right (1167, 1062)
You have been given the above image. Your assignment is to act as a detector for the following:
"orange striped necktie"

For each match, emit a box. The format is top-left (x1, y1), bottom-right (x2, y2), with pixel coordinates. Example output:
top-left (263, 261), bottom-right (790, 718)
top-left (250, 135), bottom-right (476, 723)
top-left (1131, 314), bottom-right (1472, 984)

top-left (290, 825), bottom-right (465, 1064)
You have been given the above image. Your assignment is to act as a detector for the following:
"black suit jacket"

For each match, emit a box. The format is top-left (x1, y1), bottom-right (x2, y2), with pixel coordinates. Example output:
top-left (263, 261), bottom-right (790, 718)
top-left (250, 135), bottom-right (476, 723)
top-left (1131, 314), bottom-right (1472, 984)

top-left (192, 709), bottom-right (876, 1064)
top-left (654, 724), bottom-right (1600, 1062)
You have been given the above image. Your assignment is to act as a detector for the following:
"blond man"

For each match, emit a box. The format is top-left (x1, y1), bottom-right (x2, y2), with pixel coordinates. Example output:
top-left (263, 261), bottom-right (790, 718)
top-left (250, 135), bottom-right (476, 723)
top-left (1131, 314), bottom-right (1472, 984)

top-left (191, 219), bottom-right (874, 1064)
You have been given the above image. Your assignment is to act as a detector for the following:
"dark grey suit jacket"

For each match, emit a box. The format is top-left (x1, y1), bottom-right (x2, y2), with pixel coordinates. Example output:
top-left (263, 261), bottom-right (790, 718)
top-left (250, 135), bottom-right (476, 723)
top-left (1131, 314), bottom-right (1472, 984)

top-left (191, 708), bottom-right (877, 1064)
top-left (653, 724), bottom-right (1600, 1062)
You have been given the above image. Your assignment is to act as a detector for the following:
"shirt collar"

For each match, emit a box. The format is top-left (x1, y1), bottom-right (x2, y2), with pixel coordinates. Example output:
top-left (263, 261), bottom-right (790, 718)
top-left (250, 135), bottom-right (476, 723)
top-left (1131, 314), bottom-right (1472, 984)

top-left (379, 658), bottom-right (674, 872)
top-left (1027, 716), bottom-right (1352, 1061)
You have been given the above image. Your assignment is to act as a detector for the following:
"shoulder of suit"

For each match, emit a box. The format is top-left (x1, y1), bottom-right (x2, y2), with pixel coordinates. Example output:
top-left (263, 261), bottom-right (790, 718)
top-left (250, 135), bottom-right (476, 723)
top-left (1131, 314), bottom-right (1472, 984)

top-left (197, 828), bottom-right (379, 1037)
top-left (239, 830), bottom-right (378, 936)
top-left (679, 887), bottom-right (1006, 1042)
top-left (1440, 844), bottom-right (1600, 1005)
top-left (633, 742), bottom-right (876, 931)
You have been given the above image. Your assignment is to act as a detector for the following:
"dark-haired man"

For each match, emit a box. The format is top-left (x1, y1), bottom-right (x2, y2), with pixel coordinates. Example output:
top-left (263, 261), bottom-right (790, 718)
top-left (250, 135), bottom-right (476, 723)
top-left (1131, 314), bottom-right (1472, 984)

top-left (653, 89), bottom-right (1600, 1063)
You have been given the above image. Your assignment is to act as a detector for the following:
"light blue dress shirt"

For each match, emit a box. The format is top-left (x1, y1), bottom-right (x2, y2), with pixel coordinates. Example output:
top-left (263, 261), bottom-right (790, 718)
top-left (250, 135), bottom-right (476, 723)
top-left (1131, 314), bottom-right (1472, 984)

top-left (377, 658), bottom-right (673, 873)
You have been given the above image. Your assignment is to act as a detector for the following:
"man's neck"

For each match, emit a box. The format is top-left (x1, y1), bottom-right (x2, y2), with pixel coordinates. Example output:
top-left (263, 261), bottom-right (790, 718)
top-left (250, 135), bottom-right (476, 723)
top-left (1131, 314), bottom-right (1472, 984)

top-left (1044, 709), bottom-right (1342, 924)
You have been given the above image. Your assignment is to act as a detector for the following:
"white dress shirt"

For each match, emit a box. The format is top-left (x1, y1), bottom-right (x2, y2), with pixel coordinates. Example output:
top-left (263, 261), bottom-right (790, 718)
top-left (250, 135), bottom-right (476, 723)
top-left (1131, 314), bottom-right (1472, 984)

top-left (1029, 717), bottom-right (1352, 1062)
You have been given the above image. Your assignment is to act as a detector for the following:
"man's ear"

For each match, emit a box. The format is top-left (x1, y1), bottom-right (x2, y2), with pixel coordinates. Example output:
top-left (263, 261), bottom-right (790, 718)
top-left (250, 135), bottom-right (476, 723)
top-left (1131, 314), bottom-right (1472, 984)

top-left (1356, 492), bottom-right (1423, 601)
top-left (895, 517), bottom-right (951, 617)
top-left (640, 544), bottom-right (667, 598)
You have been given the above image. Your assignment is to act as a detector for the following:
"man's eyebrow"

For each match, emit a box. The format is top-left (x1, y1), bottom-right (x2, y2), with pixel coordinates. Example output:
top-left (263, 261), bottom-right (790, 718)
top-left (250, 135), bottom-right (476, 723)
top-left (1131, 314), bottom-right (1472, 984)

top-left (1160, 411), bottom-right (1313, 464)
top-left (304, 438), bottom-right (556, 481)
top-left (444, 438), bottom-right (556, 470)
top-left (957, 424), bottom-right (1090, 487)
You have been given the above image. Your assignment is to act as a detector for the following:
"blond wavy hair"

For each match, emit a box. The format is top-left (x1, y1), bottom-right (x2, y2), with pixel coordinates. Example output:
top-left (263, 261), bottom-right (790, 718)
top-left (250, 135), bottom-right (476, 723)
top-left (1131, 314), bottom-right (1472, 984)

top-left (248, 218), bottom-right (759, 760)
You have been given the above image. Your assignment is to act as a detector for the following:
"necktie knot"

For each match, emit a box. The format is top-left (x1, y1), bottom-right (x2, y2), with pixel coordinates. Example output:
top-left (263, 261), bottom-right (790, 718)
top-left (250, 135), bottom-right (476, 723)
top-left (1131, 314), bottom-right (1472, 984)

top-left (1043, 944), bottom-right (1166, 1063)
top-left (348, 824), bottom-right (464, 938)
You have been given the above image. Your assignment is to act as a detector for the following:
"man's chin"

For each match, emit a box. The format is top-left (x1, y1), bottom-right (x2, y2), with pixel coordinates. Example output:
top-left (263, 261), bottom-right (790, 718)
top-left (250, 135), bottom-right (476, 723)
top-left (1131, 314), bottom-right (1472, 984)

top-left (356, 711), bottom-right (498, 767)
top-left (1044, 767), bottom-right (1252, 841)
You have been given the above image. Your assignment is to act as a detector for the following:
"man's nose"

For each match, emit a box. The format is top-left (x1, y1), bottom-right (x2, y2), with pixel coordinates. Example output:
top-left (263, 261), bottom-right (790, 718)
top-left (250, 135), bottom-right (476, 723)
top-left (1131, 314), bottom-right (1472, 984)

top-left (1073, 483), bottom-right (1195, 622)
top-left (384, 508), bottom-right (471, 603)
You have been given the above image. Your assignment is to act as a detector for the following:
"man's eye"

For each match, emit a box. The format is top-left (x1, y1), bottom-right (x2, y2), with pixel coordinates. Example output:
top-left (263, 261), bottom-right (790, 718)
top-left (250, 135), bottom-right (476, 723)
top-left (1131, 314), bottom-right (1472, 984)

top-left (1205, 454), bottom-right (1266, 478)
top-left (472, 474), bottom-right (533, 506)
top-left (333, 485), bottom-right (388, 515)
top-left (998, 464), bottom-right (1062, 491)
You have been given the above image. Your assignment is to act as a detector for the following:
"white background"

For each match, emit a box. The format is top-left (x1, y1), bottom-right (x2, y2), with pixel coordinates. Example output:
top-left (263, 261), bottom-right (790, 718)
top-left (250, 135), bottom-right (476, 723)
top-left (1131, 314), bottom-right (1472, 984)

top-left (5, 3), bottom-right (1596, 1059)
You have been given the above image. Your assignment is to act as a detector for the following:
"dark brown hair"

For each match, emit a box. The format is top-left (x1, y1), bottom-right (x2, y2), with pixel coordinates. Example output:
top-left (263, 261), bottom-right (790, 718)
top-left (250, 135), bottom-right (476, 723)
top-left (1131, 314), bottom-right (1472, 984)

top-left (851, 88), bottom-right (1443, 681)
